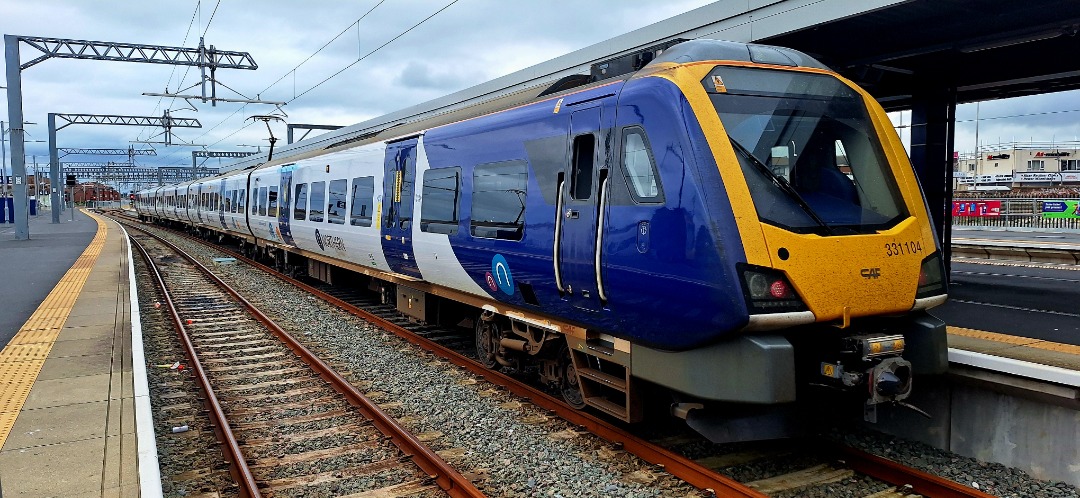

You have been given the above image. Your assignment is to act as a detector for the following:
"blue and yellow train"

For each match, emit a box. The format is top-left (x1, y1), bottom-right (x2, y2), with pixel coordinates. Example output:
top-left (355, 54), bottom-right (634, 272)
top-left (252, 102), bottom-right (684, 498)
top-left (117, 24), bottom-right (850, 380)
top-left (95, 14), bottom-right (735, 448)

top-left (137, 40), bottom-right (949, 440)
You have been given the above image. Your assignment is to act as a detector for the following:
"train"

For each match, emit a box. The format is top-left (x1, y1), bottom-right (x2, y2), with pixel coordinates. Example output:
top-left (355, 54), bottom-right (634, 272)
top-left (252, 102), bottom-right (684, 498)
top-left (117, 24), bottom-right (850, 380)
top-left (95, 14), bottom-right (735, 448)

top-left (136, 39), bottom-right (949, 441)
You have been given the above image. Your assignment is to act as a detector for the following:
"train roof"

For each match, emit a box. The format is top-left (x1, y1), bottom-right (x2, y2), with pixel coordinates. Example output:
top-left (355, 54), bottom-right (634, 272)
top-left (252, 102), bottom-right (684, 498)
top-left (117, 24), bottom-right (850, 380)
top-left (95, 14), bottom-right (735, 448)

top-left (649, 39), bottom-right (828, 70)
top-left (143, 39), bottom-right (828, 192)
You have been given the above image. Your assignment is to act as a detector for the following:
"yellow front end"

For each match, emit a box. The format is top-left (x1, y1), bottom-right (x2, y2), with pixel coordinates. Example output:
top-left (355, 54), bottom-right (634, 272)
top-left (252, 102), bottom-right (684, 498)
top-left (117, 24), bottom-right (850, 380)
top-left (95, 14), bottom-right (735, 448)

top-left (761, 217), bottom-right (933, 322)
top-left (648, 60), bottom-right (942, 323)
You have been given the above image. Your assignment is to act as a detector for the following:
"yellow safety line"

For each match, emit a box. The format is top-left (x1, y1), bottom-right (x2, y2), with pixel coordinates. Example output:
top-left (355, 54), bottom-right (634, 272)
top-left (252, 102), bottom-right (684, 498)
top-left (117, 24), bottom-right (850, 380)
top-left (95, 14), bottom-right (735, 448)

top-left (948, 326), bottom-right (1080, 356)
top-left (0, 210), bottom-right (109, 448)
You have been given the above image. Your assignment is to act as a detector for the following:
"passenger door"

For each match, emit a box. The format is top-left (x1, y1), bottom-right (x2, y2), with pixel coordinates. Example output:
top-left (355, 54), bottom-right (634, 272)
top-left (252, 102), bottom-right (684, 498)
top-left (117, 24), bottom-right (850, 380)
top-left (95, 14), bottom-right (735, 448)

top-left (380, 138), bottom-right (422, 278)
top-left (218, 179), bottom-right (228, 228)
top-left (277, 165), bottom-right (296, 246)
top-left (557, 106), bottom-right (605, 311)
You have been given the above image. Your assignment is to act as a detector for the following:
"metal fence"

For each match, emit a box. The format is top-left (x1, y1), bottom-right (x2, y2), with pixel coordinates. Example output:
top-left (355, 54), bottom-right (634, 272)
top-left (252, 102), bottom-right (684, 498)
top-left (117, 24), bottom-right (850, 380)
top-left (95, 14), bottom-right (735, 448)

top-left (951, 198), bottom-right (1080, 232)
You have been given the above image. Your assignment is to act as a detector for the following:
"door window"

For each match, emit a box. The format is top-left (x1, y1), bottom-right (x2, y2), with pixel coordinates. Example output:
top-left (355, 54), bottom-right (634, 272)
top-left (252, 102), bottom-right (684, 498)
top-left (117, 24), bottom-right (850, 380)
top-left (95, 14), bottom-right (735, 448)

top-left (570, 134), bottom-right (595, 200)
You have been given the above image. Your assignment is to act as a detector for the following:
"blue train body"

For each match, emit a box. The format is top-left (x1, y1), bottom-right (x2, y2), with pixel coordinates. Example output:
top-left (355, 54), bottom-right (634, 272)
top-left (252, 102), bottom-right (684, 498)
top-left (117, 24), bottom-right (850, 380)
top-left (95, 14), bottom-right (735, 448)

top-left (136, 40), bottom-right (949, 433)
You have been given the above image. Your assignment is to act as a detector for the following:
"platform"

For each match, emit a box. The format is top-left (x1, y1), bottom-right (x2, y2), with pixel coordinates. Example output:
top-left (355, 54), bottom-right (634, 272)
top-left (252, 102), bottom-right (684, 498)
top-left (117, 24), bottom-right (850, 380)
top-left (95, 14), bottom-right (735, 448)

top-left (0, 208), bottom-right (157, 498)
top-left (0, 208), bottom-right (1076, 496)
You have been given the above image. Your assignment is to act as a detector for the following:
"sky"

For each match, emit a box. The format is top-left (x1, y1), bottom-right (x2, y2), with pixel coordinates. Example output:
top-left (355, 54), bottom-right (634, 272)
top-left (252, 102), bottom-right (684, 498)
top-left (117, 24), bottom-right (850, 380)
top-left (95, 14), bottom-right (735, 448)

top-left (2, 0), bottom-right (1079, 177)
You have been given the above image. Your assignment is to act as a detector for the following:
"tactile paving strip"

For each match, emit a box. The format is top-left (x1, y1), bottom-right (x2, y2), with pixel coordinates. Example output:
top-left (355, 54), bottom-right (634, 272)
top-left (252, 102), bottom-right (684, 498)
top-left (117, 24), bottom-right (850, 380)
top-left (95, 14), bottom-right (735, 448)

top-left (948, 326), bottom-right (1080, 355)
top-left (0, 211), bottom-right (108, 448)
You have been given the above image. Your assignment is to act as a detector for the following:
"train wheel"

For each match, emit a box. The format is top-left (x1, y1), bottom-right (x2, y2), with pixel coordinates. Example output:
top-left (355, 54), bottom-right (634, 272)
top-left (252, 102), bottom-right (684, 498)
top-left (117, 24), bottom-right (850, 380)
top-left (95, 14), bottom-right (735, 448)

top-left (475, 315), bottom-right (501, 370)
top-left (558, 345), bottom-right (586, 409)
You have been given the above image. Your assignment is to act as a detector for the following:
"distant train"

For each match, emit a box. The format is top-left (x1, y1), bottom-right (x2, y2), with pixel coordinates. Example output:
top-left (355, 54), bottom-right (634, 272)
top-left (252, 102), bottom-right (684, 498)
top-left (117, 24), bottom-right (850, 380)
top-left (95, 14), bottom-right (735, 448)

top-left (137, 39), bottom-right (948, 441)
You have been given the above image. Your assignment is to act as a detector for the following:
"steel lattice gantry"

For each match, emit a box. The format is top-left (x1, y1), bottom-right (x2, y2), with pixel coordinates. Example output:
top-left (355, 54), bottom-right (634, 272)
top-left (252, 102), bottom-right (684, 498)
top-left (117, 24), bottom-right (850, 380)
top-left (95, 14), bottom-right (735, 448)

top-left (5, 34), bottom-right (257, 238)
top-left (63, 165), bottom-right (219, 184)
top-left (192, 150), bottom-right (258, 168)
top-left (47, 111), bottom-right (202, 223)
top-left (16, 37), bottom-right (257, 70)
top-left (59, 147), bottom-right (157, 157)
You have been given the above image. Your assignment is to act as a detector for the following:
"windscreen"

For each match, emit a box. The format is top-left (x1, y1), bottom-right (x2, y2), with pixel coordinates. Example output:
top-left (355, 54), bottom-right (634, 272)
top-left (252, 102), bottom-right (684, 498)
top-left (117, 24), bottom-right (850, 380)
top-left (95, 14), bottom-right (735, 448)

top-left (705, 66), bottom-right (907, 234)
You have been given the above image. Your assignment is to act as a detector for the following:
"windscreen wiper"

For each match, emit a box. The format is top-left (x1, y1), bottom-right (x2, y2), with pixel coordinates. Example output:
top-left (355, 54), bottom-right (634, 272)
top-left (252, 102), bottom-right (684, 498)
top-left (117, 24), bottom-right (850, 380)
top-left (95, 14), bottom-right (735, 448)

top-left (730, 138), bottom-right (834, 235)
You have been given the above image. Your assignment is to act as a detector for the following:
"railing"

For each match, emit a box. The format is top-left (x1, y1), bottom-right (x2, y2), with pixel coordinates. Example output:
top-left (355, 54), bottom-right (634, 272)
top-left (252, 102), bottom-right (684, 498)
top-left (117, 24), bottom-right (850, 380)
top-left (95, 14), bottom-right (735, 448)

top-left (951, 198), bottom-right (1080, 232)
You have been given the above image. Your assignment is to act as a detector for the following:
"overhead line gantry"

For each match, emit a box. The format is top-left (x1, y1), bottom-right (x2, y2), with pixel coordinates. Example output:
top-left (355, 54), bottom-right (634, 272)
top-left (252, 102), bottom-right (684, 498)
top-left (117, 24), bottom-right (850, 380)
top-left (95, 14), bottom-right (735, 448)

top-left (4, 34), bottom-right (257, 239)
top-left (59, 147), bottom-right (157, 157)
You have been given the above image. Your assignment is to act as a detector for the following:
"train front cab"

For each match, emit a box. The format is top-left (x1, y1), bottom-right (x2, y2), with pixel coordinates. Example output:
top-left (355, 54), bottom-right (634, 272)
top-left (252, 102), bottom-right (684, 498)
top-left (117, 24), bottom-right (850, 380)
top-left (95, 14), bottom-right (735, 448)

top-left (622, 41), bottom-right (949, 441)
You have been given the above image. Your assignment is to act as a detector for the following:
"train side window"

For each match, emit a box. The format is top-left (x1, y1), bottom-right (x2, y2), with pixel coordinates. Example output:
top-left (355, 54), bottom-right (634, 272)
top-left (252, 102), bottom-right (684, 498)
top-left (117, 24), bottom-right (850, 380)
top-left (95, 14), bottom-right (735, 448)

top-left (420, 167), bottom-right (460, 234)
top-left (268, 186), bottom-right (279, 217)
top-left (237, 189), bottom-right (246, 214)
top-left (231, 190), bottom-right (239, 213)
top-left (309, 181), bottom-right (326, 222)
top-left (293, 183), bottom-right (308, 220)
top-left (350, 176), bottom-right (375, 227)
top-left (327, 179), bottom-right (347, 225)
top-left (621, 128), bottom-right (663, 202)
top-left (570, 134), bottom-right (595, 200)
top-left (258, 187), bottom-right (268, 216)
top-left (224, 190), bottom-right (232, 213)
top-left (471, 160), bottom-right (527, 241)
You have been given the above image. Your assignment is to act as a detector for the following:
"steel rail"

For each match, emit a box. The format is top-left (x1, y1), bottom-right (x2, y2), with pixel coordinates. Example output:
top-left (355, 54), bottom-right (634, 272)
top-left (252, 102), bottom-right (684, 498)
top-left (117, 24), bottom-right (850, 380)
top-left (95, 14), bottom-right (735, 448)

top-left (128, 234), bottom-right (262, 498)
top-left (109, 214), bottom-right (764, 498)
top-left (124, 220), bottom-right (484, 498)
top-left (833, 445), bottom-right (997, 498)
top-left (114, 212), bottom-right (997, 498)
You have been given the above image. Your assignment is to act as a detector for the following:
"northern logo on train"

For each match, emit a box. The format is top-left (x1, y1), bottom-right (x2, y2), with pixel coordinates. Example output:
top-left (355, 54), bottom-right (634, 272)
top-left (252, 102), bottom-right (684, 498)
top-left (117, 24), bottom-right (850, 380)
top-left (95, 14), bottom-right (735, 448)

top-left (490, 254), bottom-right (514, 296)
top-left (314, 229), bottom-right (346, 252)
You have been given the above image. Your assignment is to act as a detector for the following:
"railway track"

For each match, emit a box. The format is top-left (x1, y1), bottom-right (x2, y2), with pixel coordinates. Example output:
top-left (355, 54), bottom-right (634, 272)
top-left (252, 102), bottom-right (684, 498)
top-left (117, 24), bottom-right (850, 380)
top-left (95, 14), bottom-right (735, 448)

top-left (126, 222), bottom-right (482, 498)
top-left (111, 211), bottom-right (996, 498)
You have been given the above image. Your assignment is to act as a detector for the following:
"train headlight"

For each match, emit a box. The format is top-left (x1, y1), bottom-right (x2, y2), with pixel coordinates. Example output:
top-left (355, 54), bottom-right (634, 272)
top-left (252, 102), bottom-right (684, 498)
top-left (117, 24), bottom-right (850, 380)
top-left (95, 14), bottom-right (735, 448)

top-left (739, 264), bottom-right (807, 313)
top-left (915, 252), bottom-right (946, 298)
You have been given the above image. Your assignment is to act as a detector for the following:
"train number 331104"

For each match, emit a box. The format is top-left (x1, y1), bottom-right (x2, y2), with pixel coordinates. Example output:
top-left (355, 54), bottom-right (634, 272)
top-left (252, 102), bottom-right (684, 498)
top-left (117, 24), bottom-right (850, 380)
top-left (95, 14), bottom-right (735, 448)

top-left (885, 240), bottom-right (922, 257)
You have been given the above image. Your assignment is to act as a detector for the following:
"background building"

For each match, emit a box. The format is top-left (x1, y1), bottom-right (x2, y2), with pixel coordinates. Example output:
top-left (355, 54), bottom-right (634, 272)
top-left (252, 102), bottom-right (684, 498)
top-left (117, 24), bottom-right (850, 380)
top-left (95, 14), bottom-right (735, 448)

top-left (954, 141), bottom-right (1080, 192)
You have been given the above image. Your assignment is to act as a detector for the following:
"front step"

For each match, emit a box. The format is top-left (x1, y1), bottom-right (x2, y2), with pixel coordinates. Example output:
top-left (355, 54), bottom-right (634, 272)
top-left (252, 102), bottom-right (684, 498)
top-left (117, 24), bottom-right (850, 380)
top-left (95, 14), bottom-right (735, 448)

top-left (568, 337), bottom-right (642, 423)
top-left (585, 396), bottom-right (630, 420)
top-left (576, 366), bottom-right (626, 391)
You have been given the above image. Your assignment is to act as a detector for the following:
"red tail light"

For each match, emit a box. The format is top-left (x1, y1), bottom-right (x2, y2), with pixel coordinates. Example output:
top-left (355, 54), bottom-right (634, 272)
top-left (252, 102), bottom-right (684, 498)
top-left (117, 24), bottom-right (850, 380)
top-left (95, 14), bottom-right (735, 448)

top-left (769, 280), bottom-right (790, 298)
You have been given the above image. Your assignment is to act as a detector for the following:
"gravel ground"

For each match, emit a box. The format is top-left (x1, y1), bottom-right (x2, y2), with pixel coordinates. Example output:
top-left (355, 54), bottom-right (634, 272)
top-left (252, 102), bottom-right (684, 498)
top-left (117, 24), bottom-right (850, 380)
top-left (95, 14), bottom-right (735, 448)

top-left (826, 426), bottom-right (1080, 498)
top-left (152, 228), bottom-right (700, 497)
top-left (135, 254), bottom-right (240, 498)
top-left (139, 223), bottom-right (1080, 498)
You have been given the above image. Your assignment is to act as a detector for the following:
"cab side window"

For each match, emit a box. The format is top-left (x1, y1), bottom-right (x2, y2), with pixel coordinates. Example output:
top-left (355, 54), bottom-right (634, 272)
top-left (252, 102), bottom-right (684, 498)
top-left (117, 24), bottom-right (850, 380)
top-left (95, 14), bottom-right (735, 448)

top-left (621, 127), bottom-right (663, 203)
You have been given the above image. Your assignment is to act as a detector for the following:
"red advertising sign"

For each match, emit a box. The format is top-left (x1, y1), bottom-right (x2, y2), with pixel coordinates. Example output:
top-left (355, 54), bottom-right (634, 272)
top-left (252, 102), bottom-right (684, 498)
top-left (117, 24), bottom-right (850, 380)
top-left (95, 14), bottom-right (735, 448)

top-left (952, 200), bottom-right (1001, 217)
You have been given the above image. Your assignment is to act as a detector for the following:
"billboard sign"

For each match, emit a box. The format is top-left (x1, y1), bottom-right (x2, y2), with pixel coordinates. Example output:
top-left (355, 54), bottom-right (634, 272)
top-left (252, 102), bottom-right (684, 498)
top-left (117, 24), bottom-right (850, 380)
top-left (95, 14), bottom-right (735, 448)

top-left (1041, 200), bottom-right (1080, 219)
top-left (952, 200), bottom-right (1001, 217)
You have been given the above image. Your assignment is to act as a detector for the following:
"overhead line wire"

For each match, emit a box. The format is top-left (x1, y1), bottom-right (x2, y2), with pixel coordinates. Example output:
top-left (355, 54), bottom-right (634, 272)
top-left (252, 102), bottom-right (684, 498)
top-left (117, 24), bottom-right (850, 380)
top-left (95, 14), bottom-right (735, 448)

top-left (202, 0), bottom-right (222, 37)
top-left (138, 1), bottom-right (201, 144)
top-left (258, 0), bottom-right (387, 97)
top-left (162, 0), bottom-right (461, 166)
top-left (288, 0), bottom-right (461, 104)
